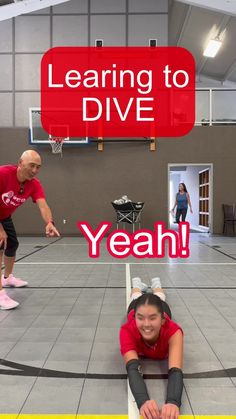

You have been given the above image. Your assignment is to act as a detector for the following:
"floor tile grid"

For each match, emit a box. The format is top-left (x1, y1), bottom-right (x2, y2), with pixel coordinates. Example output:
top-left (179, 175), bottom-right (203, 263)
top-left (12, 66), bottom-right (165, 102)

top-left (75, 264), bottom-right (112, 415)
top-left (17, 287), bottom-right (84, 415)
top-left (183, 266), bottom-right (229, 289)
top-left (14, 236), bottom-right (233, 264)
top-left (14, 262), bottom-right (236, 291)
top-left (0, 288), bottom-right (59, 349)
top-left (0, 288), bottom-right (60, 414)
top-left (168, 265), bottom-right (210, 289)
top-left (135, 264), bottom-right (201, 289)
top-left (1, 243), bottom-right (85, 414)
top-left (170, 264), bottom-right (236, 289)
top-left (202, 289), bottom-right (236, 374)
top-left (177, 286), bottom-right (234, 353)
top-left (200, 241), bottom-right (236, 262)
top-left (130, 264), bottom-right (181, 289)
top-left (175, 286), bottom-right (235, 414)
top-left (225, 288), bottom-right (236, 301)
top-left (15, 238), bottom-right (62, 264)
top-left (12, 265), bottom-right (102, 289)
top-left (3, 236), bottom-right (236, 415)
top-left (200, 289), bottom-right (236, 342)
top-left (175, 287), bottom-right (213, 414)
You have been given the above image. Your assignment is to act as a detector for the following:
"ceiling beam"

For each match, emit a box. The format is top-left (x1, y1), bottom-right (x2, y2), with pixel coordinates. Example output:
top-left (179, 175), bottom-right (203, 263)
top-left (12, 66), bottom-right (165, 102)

top-left (176, 4), bottom-right (192, 45)
top-left (0, 0), bottom-right (70, 21)
top-left (0, 1), bottom-right (14, 6)
top-left (176, 0), bottom-right (236, 16)
top-left (197, 14), bottom-right (231, 75)
top-left (168, 0), bottom-right (175, 18)
top-left (222, 59), bottom-right (236, 82)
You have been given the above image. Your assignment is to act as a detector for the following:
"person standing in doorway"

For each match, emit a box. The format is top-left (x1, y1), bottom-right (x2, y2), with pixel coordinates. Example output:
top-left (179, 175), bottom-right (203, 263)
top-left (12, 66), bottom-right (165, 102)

top-left (172, 183), bottom-right (193, 223)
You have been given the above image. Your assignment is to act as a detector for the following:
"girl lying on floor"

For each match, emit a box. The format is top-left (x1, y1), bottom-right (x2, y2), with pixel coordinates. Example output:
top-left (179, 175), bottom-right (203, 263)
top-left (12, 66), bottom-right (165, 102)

top-left (120, 277), bottom-right (184, 419)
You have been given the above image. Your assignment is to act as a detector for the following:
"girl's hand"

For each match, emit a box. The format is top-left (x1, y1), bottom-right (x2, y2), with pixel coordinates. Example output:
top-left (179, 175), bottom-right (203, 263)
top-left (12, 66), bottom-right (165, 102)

top-left (140, 399), bottom-right (161, 419)
top-left (160, 403), bottom-right (179, 419)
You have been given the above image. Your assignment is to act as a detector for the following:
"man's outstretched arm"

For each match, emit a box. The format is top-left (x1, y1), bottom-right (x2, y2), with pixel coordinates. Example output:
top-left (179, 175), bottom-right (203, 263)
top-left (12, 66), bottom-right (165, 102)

top-left (36, 198), bottom-right (60, 237)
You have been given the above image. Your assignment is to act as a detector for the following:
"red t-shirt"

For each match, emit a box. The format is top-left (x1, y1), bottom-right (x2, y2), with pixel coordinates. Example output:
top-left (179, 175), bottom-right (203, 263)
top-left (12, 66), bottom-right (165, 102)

top-left (120, 309), bottom-right (183, 360)
top-left (0, 165), bottom-right (45, 219)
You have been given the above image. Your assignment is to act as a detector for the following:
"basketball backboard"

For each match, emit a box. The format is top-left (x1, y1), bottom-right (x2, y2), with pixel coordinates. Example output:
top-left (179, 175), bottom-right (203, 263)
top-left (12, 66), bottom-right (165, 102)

top-left (29, 107), bottom-right (89, 145)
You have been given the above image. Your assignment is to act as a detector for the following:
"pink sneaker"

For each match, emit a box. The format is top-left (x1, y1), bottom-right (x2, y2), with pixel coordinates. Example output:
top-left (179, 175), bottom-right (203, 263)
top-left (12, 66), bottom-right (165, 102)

top-left (1, 274), bottom-right (28, 288)
top-left (0, 290), bottom-right (19, 310)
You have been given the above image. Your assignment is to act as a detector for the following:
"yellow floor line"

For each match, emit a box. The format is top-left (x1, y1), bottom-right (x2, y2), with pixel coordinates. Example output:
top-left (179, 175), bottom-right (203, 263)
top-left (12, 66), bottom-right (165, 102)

top-left (0, 415), bottom-right (236, 419)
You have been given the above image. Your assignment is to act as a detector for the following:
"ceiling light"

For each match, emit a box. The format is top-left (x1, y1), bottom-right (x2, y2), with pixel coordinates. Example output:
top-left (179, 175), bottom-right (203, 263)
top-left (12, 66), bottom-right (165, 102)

top-left (203, 39), bottom-right (222, 58)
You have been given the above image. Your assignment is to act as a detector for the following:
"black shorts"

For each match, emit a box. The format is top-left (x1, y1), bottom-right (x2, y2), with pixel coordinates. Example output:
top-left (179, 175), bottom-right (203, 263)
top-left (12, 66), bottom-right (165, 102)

top-left (176, 208), bottom-right (188, 223)
top-left (127, 295), bottom-right (172, 319)
top-left (0, 217), bottom-right (19, 257)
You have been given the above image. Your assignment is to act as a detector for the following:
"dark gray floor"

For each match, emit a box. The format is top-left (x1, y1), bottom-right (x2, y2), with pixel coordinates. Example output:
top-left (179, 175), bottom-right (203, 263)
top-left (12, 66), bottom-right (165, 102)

top-left (0, 234), bottom-right (236, 416)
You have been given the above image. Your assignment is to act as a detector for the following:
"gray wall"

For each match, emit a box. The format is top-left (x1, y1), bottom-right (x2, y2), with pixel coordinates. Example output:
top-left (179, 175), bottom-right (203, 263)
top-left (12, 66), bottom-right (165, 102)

top-left (0, 0), bottom-right (168, 127)
top-left (0, 126), bottom-right (235, 235)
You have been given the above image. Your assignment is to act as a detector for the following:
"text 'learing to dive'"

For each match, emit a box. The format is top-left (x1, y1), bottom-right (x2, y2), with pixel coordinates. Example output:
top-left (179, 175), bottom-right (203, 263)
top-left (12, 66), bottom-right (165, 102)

top-left (41, 47), bottom-right (195, 138)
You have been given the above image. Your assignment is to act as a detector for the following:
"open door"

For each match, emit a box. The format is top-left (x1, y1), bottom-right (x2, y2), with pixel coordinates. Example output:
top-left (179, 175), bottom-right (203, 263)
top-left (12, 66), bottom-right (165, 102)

top-left (168, 163), bottom-right (213, 233)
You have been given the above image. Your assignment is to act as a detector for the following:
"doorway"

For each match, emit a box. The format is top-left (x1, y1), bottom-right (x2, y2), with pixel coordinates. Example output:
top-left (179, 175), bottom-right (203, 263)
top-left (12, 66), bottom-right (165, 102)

top-left (168, 163), bottom-right (213, 233)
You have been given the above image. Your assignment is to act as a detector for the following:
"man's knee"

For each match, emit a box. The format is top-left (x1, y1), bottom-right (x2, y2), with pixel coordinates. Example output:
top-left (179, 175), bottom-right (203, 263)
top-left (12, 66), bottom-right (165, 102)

top-left (4, 237), bottom-right (19, 257)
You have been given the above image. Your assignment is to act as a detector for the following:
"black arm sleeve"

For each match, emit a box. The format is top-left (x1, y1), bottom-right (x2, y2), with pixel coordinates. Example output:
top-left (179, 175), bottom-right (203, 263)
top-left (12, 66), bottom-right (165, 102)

top-left (126, 359), bottom-right (150, 410)
top-left (166, 367), bottom-right (183, 407)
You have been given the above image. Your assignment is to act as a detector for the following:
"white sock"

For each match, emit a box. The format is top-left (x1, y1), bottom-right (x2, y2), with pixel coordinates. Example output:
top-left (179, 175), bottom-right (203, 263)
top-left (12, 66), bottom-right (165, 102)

top-left (151, 277), bottom-right (162, 290)
top-left (154, 291), bottom-right (166, 302)
top-left (132, 277), bottom-right (148, 292)
top-left (130, 291), bottom-right (142, 301)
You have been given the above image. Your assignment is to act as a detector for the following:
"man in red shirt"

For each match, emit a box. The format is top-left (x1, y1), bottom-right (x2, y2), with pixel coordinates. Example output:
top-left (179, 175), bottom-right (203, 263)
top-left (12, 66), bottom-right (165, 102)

top-left (0, 150), bottom-right (60, 310)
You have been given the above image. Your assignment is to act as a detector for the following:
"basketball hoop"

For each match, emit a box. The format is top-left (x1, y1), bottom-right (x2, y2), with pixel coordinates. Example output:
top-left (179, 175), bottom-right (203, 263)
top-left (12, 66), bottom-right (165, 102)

top-left (48, 136), bottom-right (69, 156)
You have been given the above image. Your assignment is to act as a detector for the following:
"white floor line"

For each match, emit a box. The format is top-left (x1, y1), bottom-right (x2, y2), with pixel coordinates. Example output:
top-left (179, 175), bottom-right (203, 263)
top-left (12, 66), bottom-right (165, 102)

top-left (20, 243), bottom-right (206, 246)
top-left (125, 263), bottom-right (131, 310)
top-left (16, 262), bottom-right (124, 265)
top-left (20, 243), bottom-right (89, 246)
top-left (125, 263), bottom-right (140, 419)
top-left (16, 262), bottom-right (236, 265)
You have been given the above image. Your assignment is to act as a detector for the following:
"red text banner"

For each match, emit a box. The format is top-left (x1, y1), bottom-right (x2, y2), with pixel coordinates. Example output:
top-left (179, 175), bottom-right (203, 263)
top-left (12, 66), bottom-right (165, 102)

top-left (41, 47), bottom-right (195, 138)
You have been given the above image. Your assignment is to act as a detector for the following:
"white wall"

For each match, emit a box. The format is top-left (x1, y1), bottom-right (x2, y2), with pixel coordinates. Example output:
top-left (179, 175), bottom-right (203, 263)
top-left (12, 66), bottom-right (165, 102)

top-left (169, 172), bottom-right (180, 223)
top-left (0, 0), bottom-right (168, 127)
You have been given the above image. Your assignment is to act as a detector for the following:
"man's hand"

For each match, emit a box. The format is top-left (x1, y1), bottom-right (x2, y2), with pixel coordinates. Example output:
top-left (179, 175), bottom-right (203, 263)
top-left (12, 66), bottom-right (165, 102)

top-left (140, 400), bottom-right (161, 419)
top-left (160, 403), bottom-right (179, 419)
top-left (45, 222), bottom-right (60, 237)
top-left (0, 226), bottom-right (7, 249)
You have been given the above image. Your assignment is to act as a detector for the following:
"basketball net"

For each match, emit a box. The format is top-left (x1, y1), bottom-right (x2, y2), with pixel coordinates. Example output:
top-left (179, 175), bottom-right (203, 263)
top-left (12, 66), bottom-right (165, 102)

top-left (48, 136), bottom-right (69, 157)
